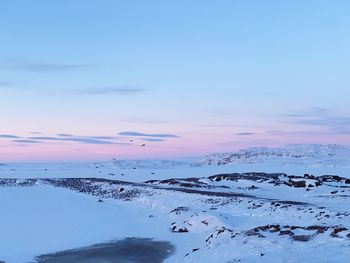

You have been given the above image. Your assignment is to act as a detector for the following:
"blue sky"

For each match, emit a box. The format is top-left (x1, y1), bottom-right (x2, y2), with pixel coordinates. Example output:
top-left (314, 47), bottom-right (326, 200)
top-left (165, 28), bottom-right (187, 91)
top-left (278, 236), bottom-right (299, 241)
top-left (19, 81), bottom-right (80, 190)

top-left (1, 1), bottom-right (350, 161)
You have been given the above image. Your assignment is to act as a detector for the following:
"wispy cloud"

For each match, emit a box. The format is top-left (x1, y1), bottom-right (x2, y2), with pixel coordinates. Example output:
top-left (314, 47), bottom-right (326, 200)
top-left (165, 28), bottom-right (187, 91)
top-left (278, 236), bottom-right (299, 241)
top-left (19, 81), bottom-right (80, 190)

top-left (1, 133), bottom-right (121, 145)
top-left (237, 132), bottom-right (256, 136)
top-left (71, 87), bottom-right (145, 96)
top-left (3, 59), bottom-right (91, 72)
top-left (89, 136), bottom-right (116, 140)
top-left (0, 134), bottom-right (21, 139)
top-left (56, 134), bottom-right (117, 140)
top-left (2, 132), bottom-right (171, 146)
top-left (118, 131), bottom-right (179, 138)
top-left (140, 138), bottom-right (165, 142)
top-left (282, 107), bottom-right (331, 119)
top-left (0, 81), bottom-right (13, 87)
top-left (13, 139), bottom-right (42, 144)
top-left (282, 108), bottom-right (350, 135)
top-left (265, 130), bottom-right (327, 136)
top-left (56, 134), bottom-right (75, 137)
top-left (296, 117), bottom-right (350, 127)
top-left (29, 136), bottom-right (115, 145)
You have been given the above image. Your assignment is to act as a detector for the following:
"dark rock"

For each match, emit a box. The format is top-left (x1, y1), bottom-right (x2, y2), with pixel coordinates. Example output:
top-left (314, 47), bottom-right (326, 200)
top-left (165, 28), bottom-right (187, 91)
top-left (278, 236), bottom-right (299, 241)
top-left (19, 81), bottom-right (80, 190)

top-left (292, 235), bottom-right (312, 242)
top-left (170, 207), bottom-right (189, 214)
top-left (315, 181), bottom-right (322, 187)
top-left (305, 225), bottom-right (329, 233)
top-left (289, 180), bottom-right (306, 188)
top-left (320, 175), bottom-right (343, 182)
top-left (178, 228), bottom-right (189, 233)
top-left (331, 227), bottom-right (348, 237)
top-left (279, 230), bottom-right (294, 236)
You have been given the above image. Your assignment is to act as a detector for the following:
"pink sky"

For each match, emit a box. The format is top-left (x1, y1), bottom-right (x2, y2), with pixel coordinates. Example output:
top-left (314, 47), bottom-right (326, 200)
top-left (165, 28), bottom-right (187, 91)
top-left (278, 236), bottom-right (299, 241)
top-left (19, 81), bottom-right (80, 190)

top-left (1, 129), bottom-right (349, 162)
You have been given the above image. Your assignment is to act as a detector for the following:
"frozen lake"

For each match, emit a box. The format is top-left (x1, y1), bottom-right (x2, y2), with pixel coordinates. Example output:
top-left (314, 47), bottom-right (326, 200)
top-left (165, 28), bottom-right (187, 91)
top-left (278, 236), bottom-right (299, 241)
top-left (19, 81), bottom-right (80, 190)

top-left (35, 238), bottom-right (175, 263)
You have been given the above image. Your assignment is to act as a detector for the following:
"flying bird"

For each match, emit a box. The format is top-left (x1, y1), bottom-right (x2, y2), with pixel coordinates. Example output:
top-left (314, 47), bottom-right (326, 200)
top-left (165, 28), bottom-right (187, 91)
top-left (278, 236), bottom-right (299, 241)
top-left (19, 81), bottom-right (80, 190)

top-left (141, 144), bottom-right (146, 147)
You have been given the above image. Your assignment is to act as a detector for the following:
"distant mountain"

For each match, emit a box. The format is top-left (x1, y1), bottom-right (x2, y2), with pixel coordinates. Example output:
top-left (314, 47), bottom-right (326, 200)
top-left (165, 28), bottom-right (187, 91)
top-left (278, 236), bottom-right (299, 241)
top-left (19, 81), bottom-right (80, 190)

top-left (199, 144), bottom-right (350, 167)
top-left (91, 159), bottom-right (196, 170)
top-left (92, 144), bottom-right (350, 170)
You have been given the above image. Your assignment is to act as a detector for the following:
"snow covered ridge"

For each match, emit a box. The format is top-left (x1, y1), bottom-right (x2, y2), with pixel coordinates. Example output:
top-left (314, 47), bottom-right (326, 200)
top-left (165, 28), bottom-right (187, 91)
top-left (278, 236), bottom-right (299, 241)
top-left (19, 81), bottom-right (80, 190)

top-left (200, 144), bottom-right (350, 167)
top-left (91, 159), bottom-right (197, 170)
top-left (90, 144), bottom-right (350, 170)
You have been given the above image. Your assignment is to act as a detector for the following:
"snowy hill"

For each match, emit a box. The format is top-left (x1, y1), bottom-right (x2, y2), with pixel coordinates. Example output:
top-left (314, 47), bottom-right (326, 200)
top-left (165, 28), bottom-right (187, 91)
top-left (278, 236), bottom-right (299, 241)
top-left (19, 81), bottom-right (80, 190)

top-left (89, 144), bottom-right (350, 171)
top-left (200, 144), bottom-right (350, 167)
top-left (91, 159), bottom-right (196, 170)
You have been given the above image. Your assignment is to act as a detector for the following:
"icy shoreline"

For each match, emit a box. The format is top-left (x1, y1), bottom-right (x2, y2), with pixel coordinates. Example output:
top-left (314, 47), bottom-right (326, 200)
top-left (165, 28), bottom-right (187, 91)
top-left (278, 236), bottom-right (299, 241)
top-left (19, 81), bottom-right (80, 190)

top-left (34, 238), bottom-right (174, 263)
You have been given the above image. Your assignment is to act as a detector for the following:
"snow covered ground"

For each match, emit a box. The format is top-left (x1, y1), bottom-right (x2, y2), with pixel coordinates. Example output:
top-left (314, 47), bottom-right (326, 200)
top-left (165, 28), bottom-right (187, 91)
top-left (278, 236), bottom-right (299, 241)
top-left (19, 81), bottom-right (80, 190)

top-left (1, 160), bottom-right (350, 182)
top-left (200, 144), bottom-right (350, 167)
top-left (0, 144), bottom-right (350, 262)
top-left (0, 184), bottom-right (181, 263)
top-left (2, 144), bottom-right (350, 182)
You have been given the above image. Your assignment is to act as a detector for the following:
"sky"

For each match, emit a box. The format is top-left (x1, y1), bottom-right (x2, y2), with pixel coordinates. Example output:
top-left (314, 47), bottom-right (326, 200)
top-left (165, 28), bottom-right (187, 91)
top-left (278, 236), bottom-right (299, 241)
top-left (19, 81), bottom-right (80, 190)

top-left (1, 0), bottom-right (350, 162)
